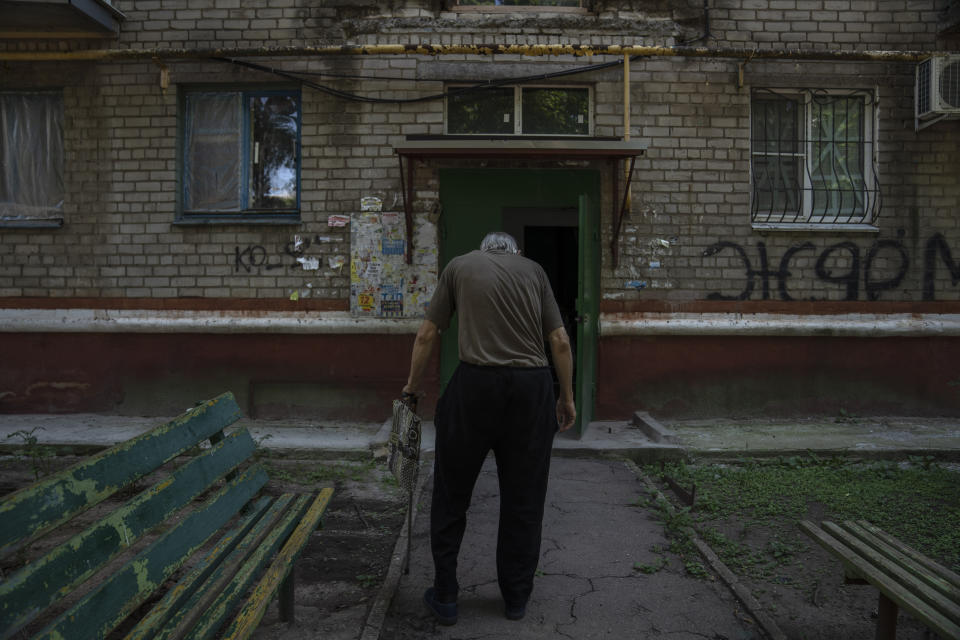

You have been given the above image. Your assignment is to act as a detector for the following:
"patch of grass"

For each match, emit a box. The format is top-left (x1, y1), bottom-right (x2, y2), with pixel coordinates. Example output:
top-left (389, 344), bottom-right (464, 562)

top-left (356, 573), bottom-right (379, 589)
top-left (648, 456), bottom-right (960, 573)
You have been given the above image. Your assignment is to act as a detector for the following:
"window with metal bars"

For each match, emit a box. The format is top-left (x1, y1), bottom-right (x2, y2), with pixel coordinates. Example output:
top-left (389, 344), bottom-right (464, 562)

top-left (750, 89), bottom-right (881, 229)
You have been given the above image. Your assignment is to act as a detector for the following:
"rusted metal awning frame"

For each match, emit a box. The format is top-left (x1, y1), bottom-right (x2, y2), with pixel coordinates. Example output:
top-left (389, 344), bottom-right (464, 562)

top-left (395, 138), bottom-right (647, 265)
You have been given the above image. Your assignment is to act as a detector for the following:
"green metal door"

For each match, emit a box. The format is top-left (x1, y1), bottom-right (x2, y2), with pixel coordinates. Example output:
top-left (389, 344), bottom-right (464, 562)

top-left (437, 168), bottom-right (600, 434)
top-left (575, 193), bottom-right (598, 435)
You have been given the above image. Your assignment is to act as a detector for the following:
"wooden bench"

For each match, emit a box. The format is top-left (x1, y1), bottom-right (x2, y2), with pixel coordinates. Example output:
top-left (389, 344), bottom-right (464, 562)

top-left (0, 391), bottom-right (334, 640)
top-left (799, 519), bottom-right (960, 640)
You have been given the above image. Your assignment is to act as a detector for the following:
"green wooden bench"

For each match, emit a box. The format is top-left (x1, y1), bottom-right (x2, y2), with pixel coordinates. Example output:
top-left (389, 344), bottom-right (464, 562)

top-left (0, 391), bottom-right (334, 640)
top-left (799, 519), bottom-right (960, 640)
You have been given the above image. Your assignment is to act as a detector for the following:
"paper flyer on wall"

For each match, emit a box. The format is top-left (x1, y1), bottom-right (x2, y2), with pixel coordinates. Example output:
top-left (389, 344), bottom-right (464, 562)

top-left (350, 211), bottom-right (438, 318)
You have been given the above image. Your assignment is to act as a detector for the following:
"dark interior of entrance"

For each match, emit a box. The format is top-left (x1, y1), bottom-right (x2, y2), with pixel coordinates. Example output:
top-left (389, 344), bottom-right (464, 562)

top-left (503, 207), bottom-right (579, 396)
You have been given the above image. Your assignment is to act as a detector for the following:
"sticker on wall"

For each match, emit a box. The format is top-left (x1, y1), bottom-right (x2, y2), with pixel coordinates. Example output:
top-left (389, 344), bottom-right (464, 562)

top-left (297, 256), bottom-right (320, 271)
top-left (355, 289), bottom-right (377, 314)
top-left (361, 196), bottom-right (383, 212)
top-left (380, 283), bottom-right (404, 317)
top-left (328, 215), bottom-right (350, 227)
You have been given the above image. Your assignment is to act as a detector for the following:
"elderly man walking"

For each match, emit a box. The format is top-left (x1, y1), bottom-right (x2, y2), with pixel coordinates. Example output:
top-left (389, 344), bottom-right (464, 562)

top-left (402, 231), bottom-right (576, 625)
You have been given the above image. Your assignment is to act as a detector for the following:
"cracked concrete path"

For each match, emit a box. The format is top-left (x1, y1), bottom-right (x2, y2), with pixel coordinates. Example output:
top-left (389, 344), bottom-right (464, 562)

top-left (380, 456), bottom-right (761, 639)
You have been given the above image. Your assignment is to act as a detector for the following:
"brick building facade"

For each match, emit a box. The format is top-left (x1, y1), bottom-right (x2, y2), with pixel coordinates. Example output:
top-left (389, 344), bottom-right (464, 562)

top-left (1, 0), bottom-right (959, 427)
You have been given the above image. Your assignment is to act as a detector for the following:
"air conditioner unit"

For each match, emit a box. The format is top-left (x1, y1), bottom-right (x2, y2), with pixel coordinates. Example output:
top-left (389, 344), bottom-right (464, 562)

top-left (916, 54), bottom-right (960, 130)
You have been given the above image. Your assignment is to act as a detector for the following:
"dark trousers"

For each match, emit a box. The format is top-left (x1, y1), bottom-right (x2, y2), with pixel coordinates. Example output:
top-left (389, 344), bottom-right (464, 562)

top-left (430, 362), bottom-right (557, 607)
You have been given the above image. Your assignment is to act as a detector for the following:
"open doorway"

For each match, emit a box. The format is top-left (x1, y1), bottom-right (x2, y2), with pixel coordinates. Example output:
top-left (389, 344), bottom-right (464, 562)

top-left (438, 168), bottom-right (600, 435)
top-left (503, 208), bottom-right (579, 400)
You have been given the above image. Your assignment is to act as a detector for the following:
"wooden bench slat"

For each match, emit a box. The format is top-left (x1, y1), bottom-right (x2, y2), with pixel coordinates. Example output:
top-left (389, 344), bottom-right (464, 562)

top-left (0, 392), bottom-right (242, 558)
top-left (221, 488), bottom-right (335, 640)
top-left (0, 428), bottom-right (255, 638)
top-left (799, 520), bottom-right (960, 640)
top-left (140, 494), bottom-right (297, 640)
top-left (180, 493), bottom-right (317, 640)
top-left (32, 465), bottom-right (269, 640)
top-left (855, 520), bottom-right (960, 591)
top-left (822, 522), bottom-right (960, 625)
top-left (840, 521), bottom-right (960, 612)
top-left (120, 495), bottom-right (277, 640)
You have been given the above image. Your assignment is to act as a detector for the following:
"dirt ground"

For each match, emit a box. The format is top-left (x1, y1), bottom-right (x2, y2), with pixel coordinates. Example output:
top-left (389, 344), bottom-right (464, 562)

top-left (647, 475), bottom-right (938, 640)
top-left (0, 453), bottom-right (946, 640)
top-left (249, 458), bottom-right (407, 640)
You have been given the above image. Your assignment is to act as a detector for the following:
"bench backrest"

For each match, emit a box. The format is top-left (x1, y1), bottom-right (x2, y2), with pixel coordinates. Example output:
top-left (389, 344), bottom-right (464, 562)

top-left (0, 392), bottom-right (264, 639)
top-left (0, 392), bottom-right (243, 558)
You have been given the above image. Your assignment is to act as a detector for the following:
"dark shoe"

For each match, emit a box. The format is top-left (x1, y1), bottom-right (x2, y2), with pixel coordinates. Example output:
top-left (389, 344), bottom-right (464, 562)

top-left (424, 588), bottom-right (458, 625)
top-left (505, 603), bottom-right (527, 621)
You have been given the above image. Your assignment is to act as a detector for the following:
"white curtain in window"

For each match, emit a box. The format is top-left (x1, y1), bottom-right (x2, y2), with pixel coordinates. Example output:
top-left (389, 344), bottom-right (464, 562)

top-left (0, 93), bottom-right (64, 221)
top-left (184, 92), bottom-right (242, 211)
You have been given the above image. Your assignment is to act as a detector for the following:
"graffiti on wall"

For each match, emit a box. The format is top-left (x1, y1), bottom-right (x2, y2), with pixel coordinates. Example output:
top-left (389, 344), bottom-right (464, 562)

top-left (702, 232), bottom-right (960, 301)
top-left (234, 235), bottom-right (335, 273)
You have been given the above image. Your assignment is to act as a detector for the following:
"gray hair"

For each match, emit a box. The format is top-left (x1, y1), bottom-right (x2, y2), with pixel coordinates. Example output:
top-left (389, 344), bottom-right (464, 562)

top-left (480, 232), bottom-right (520, 254)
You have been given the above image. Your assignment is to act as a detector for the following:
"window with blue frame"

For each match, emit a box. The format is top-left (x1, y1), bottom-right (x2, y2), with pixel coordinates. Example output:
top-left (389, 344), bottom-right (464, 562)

top-left (180, 88), bottom-right (300, 221)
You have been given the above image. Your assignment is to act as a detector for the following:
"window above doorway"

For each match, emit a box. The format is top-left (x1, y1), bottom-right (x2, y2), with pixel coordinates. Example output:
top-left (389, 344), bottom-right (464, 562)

top-left (177, 86), bottom-right (301, 224)
top-left (446, 86), bottom-right (592, 136)
top-left (750, 88), bottom-right (880, 231)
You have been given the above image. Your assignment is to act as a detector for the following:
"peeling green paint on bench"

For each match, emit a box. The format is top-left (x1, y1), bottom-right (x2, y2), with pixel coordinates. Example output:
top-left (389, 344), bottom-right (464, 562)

top-left (222, 488), bottom-right (335, 640)
top-left (184, 493), bottom-right (314, 640)
top-left (0, 428), bottom-right (255, 636)
top-left (121, 495), bottom-right (277, 640)
top-left (0, 391), bottom-right (332, 640)
top-left (0, 392), bottom-right (242, 558)
top-left (34, 465), bottom-right (269, 640)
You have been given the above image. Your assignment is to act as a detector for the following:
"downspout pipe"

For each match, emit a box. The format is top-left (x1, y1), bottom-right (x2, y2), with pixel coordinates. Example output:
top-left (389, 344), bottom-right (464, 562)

top-left (0, 43), bottom-right (946, 63)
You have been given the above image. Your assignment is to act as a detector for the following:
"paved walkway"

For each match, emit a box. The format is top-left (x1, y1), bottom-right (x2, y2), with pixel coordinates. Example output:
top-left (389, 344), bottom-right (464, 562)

top-left (376, 456), bottom-right (761, 639)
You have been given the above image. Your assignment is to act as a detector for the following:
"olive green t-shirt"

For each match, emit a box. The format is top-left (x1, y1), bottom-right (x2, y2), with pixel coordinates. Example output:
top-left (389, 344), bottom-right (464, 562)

top-left (426, 249), bottom-right (564, 368)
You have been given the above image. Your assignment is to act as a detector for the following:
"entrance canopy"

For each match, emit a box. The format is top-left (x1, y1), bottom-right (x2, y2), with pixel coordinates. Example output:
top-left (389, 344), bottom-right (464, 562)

top-left (0, 0), bottom-right (125, 36)
top-left (394, 138), bottom-right (647, 265)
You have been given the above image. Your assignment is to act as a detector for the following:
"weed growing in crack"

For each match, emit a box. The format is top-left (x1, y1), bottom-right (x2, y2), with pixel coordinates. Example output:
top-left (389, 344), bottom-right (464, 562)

top-left (643, 492), bottom-right (712, 580)
top-left (5, 428), bottom-right (56, 480)
top-left (633, 557), bottom-right (668, 574)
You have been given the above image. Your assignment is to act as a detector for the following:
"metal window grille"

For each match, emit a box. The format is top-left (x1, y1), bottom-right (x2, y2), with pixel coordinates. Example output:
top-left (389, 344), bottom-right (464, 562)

top-left (751, 89), bottom-right (881, 227)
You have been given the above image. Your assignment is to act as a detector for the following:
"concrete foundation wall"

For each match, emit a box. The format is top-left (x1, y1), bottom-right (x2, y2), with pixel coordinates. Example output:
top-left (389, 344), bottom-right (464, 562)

top-left (0, 331), bottom-right (432, 419)
top-left (598, 333), bottom-right (960, 419)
